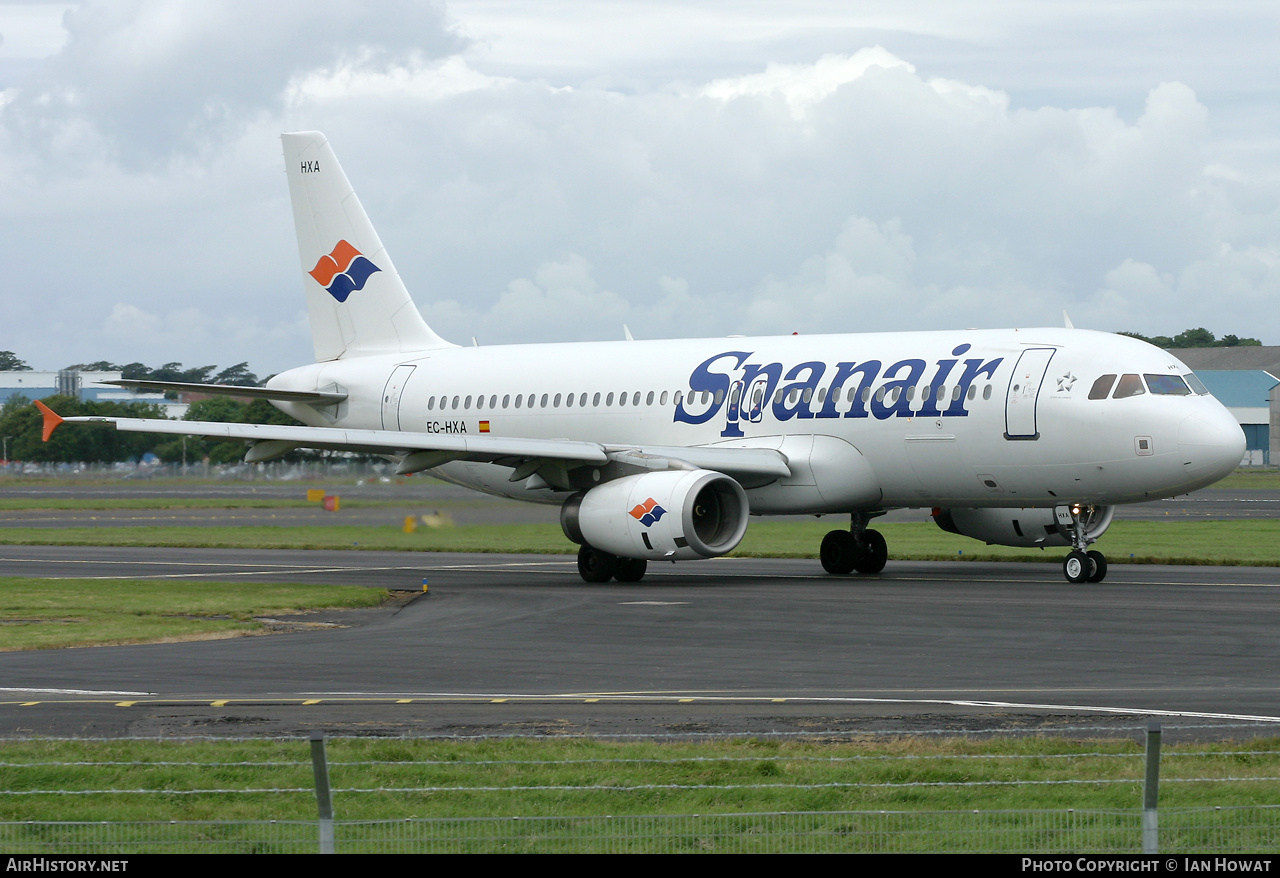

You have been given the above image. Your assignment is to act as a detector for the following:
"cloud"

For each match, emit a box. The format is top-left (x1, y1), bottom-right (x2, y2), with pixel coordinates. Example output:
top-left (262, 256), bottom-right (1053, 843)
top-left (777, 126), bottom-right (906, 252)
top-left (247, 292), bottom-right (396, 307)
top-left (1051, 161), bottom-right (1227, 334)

top-left (3, 0), bottom-right (462, 162)
top-left (3, 10), bottom-right (1279, 373)
top-left (701, 48), bottom-right (913, 119)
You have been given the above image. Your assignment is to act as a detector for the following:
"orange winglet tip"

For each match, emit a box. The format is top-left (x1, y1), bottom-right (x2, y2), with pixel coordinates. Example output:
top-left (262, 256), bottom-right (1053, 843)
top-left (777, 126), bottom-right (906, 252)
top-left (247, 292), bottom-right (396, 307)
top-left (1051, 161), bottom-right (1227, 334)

top-left (34, 399), bottom-right (64, 442)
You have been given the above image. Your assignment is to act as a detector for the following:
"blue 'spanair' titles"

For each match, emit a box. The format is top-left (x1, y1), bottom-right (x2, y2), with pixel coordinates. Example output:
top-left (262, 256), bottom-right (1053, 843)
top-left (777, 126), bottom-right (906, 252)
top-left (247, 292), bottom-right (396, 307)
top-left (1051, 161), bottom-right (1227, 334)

top-left (674, 345), bottom-right (1003, 437)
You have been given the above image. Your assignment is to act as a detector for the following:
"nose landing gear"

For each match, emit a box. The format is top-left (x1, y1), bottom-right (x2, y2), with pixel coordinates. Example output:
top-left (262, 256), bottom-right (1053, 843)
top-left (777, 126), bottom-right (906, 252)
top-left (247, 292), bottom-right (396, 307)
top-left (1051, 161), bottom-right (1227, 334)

top-left (1062, 504), bottom-right (1108, 583)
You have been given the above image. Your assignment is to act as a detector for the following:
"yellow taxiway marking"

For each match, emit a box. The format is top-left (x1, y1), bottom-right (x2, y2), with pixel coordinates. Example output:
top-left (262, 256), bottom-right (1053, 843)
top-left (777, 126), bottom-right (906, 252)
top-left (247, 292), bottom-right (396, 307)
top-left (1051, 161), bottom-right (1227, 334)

top-left (211, 700), bottom-right (228, 707)
top-left (583, 698), bottom-right (599, 703)
top-left (396, 699), bottom-right (412, 704)
top-left (491, 698), bottom-right (508, 703)
top-left (115, 701), bottom-right (136, 707)
top-left (303, 699), bottom-right (321, 705)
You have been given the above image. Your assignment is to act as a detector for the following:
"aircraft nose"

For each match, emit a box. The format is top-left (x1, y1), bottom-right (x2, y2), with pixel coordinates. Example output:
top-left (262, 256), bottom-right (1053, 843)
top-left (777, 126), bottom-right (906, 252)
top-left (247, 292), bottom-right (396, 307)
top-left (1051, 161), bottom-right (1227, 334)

top-left (1178, 409), bottom-right (1245, 484)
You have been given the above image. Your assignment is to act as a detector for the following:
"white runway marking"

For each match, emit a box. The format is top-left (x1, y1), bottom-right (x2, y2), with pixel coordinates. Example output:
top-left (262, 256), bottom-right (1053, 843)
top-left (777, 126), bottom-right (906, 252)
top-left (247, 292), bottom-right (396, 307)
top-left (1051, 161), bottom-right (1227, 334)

top-left (274, 691), bottom-right (1280, 724)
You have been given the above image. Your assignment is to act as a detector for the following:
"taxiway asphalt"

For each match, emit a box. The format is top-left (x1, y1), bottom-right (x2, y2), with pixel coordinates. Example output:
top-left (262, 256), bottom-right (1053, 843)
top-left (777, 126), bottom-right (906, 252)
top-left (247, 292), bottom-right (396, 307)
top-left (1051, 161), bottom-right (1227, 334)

top-left (3, 546), bottom-right (1279, 740)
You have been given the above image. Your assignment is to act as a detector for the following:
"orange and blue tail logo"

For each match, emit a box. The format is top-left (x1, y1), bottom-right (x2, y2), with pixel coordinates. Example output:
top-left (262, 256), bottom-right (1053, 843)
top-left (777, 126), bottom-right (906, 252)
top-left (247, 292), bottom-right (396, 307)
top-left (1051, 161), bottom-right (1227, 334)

top-left (628, 498), bottom-right (667, 528)
top-left (308, 240), bottom-right (380, 303)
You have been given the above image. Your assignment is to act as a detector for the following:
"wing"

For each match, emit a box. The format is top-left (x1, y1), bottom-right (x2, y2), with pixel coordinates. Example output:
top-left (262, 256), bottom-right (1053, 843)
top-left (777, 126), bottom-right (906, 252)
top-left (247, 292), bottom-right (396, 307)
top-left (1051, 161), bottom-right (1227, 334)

top-left (33, 401), bottom-right (791, 486)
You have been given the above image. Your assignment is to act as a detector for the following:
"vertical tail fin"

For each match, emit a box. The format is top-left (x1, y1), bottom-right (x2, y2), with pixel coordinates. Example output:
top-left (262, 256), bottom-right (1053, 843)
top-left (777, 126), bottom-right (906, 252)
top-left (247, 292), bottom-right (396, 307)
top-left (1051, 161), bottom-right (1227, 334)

top-left (282, 131), bottom-right (453, 361)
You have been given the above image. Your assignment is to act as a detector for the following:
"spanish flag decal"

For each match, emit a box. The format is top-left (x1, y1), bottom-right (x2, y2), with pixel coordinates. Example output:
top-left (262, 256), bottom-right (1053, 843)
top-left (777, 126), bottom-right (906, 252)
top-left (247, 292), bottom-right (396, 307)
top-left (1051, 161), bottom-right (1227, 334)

top-left (479, 421), bottom-right (491, 433)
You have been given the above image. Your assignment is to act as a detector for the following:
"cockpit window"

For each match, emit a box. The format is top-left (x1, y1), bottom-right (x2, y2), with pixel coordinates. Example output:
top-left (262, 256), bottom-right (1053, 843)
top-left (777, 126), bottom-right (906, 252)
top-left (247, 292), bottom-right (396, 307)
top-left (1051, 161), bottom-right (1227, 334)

top-left (1184, 372), bottom-right (1209, 395)
top-left (1113, 374), bottom-right (1146, 399)
top-left (1089, 374), bottom-right (1117, 400)
top-left (1145, 374), bottom-right (1192, 396)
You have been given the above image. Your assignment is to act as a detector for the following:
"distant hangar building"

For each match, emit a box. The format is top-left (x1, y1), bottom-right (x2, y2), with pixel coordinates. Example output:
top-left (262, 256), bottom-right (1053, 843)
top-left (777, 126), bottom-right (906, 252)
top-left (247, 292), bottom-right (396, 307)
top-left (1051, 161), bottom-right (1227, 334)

top-left (1173, 347), bottom-right (1280, 466)
top-left (0, 370), bottom-right (187, 418)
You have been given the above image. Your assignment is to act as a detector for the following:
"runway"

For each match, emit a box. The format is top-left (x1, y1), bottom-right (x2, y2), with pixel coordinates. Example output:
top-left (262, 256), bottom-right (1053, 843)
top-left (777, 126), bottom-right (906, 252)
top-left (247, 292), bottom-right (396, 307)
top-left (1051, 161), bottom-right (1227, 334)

top-left (3, 545), bottom-right (1280, 739)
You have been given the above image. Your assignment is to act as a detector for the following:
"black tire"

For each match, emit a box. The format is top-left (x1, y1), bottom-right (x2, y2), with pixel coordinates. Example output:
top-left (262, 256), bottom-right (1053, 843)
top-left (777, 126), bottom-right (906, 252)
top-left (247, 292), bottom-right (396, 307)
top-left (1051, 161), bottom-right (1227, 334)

top-left (1063, 550), bottom-right (1090, 583)
top-left (1086, 550), bottom-right (1108, 583)
top-left (854, 529), bottom-right (888, 574)
top-left (614, 557), bottom-right (648, 582)
top-left (577, 545), bottom-right (617, 583)
top-left (820, 530), bottom-right (856, 575)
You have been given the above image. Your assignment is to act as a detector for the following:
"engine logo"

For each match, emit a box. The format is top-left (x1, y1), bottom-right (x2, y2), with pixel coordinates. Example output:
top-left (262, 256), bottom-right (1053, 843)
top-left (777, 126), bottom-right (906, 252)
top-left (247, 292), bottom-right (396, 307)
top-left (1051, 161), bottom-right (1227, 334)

top-left (629, 498), bottom-right (667, 528)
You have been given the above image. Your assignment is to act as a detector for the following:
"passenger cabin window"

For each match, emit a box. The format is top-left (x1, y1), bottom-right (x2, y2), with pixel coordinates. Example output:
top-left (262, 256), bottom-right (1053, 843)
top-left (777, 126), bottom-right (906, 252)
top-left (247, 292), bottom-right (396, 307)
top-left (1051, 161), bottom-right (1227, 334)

top-left (1089, 375), bottom-right (1116, 400)
top-left (1145, 374), bottom-right (1192, 395)
top-left (1113, 374), bottom-right (1146, 399)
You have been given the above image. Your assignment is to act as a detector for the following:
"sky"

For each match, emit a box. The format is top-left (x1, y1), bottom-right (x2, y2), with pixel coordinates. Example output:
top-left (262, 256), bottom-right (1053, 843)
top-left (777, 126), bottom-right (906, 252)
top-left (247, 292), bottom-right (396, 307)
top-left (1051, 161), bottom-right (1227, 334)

top-left (2, 1), bottom-right (1278, 374)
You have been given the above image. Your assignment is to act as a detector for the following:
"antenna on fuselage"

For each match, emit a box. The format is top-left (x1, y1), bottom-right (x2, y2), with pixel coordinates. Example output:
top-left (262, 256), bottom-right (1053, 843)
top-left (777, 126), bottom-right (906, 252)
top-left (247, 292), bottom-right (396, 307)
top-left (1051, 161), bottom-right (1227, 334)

top-left (1063, 310), bottom-right (1075, 329)
top-left (623, 325), bottom-right (635, 341)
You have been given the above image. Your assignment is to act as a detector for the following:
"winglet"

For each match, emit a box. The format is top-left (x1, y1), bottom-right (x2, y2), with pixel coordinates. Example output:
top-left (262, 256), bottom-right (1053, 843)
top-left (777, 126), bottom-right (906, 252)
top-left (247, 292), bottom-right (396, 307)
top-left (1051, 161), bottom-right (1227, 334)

top-left (33, 400), bottom-right (63, 442)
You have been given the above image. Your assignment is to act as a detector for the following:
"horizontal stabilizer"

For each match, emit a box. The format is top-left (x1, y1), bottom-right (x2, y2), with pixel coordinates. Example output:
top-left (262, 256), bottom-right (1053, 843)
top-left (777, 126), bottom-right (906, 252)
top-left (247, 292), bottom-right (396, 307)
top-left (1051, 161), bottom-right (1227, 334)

top-left (102, 380), bottom-right (347, 404)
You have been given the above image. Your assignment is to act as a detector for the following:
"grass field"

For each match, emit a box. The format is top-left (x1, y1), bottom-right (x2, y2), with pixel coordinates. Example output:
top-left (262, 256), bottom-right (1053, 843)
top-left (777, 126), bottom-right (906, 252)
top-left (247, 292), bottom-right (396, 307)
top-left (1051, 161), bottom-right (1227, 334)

top-left (0, 577), bottom-right (387, 650)
top-left (3, 519), bottom-right (1280, 566)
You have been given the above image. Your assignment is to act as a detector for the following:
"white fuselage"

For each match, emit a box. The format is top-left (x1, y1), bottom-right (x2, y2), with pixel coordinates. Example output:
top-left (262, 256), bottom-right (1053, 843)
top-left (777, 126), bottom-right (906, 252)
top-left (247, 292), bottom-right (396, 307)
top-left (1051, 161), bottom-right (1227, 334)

top-left (267, 327), bottom-right (1245, 515)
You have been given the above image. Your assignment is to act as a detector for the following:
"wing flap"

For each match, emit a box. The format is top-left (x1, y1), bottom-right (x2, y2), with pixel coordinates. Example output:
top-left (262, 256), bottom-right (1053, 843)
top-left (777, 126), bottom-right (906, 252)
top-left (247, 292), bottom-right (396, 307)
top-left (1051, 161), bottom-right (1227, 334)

top-left (45, 407), bottom-right (790, 480)
top-left (56, 414), bottom-right (610, 464)
top-left (608, 443), bottom-right (792, 479)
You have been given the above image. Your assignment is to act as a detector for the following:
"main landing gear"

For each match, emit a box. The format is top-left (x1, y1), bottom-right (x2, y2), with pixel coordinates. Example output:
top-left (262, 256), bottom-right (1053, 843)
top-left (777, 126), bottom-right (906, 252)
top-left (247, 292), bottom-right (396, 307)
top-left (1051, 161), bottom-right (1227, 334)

top-left (577, 545), bottom-right (648, 583)
top-left (820, 512), bottom-right (888, 576)
top-left (1061, 503), bottom-right (1108, 584)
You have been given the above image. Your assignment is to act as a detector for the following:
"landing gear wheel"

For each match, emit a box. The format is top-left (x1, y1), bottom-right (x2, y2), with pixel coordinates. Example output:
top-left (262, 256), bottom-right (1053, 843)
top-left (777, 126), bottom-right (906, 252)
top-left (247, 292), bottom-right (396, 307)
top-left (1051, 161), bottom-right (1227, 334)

top-left (1063, 550), bottom-right (1091, 583)
top-left (820, 530), bottom-right (857, 575)
top-left (614, 557), bottom-right (648, 582)
top-left (854, 529), bottom-right (888, 574)
top-left (577, 545), bottom-right (617, 583)
top-left (1086, 550), bottom-right (1108, 583)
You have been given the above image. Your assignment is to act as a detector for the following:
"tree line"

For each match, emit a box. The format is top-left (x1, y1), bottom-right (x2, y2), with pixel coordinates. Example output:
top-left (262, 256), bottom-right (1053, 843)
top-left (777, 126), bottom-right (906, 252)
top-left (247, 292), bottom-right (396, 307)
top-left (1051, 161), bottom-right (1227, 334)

top-left (0, 351), bottom-right (261, 386)
top-left (0, 394), bottom-right (305, 465)
top-left (1118, 328), bottom-right (1262, 348)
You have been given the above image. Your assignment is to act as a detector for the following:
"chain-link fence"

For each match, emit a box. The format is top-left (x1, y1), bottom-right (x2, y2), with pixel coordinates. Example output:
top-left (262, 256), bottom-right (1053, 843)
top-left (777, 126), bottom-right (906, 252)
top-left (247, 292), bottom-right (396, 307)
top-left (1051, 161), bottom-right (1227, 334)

top-left (3, 807), bottom-right (1279, 853)
top-left (4, 729), bottom-right (1280, 853)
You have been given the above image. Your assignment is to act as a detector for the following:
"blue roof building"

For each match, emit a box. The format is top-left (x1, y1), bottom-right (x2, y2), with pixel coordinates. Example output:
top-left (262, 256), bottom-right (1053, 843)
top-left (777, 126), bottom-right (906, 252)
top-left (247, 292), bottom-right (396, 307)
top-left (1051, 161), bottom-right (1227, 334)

top-left (1194, 370), bottom-right (1278, 464)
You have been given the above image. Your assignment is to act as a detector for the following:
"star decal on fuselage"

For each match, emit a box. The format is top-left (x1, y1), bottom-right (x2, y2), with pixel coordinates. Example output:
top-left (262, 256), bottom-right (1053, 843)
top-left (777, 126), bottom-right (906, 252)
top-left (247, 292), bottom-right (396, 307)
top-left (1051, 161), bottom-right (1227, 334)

top-left (1056, 372), bottom-right (1077, 392)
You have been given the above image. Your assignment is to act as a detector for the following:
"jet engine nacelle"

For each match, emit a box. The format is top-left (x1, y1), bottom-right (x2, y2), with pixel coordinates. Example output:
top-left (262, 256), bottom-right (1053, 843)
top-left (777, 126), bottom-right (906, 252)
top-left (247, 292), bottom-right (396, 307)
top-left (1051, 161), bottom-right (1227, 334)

top-left (932, 505), bottom-right (1115, 548)
top-left (561, 469), bottom-right (750, 561)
